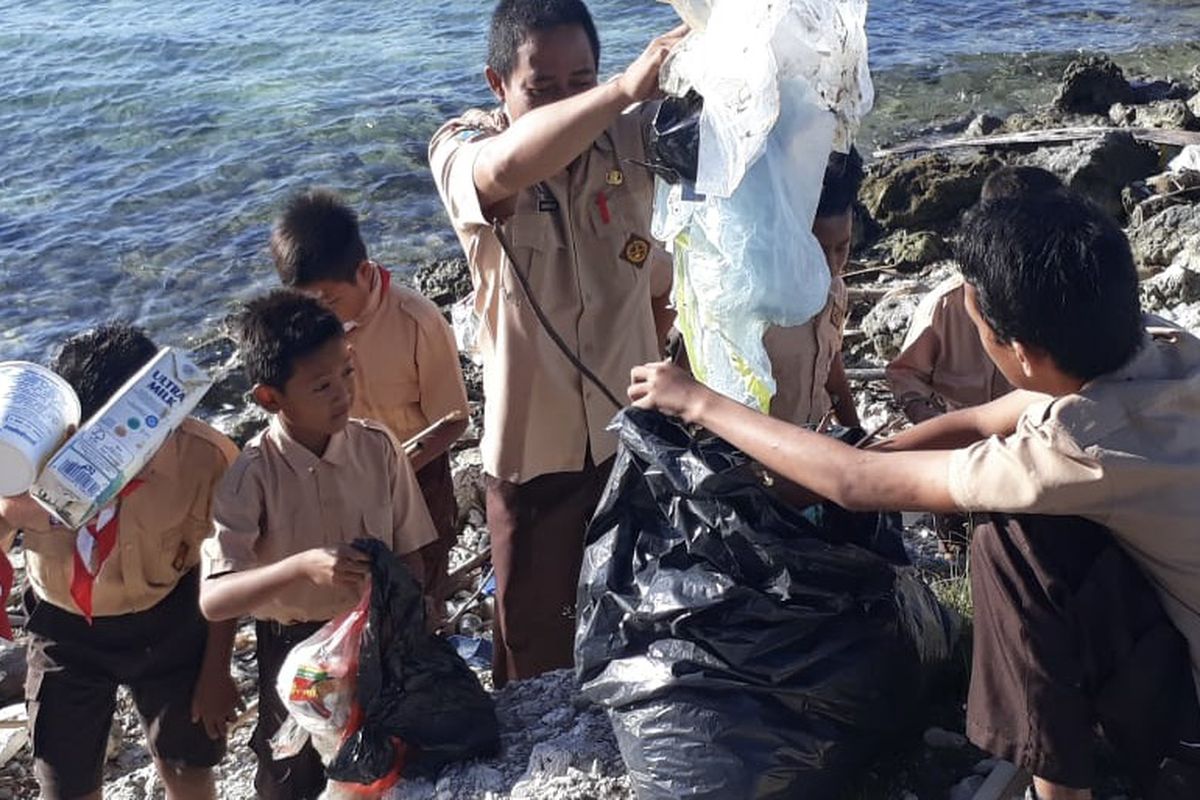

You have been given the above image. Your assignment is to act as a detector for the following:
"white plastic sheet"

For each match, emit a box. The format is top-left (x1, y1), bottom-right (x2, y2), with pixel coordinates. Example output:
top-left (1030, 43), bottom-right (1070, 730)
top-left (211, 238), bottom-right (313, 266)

top-left (656, 0), bottom-right (872, 410)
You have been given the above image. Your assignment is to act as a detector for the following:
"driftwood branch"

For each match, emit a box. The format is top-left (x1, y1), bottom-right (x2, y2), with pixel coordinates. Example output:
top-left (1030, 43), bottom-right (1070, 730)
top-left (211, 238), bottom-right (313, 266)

top-left (845, 367), bottom-right (887, 383)
top-left (874, 126), bottom-right (1200, 159)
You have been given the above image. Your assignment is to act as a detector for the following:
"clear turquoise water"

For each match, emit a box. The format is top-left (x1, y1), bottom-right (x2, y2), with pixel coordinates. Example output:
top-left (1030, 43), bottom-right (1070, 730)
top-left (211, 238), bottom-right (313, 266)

top-left (2, 0), bottom-right (1200, 361)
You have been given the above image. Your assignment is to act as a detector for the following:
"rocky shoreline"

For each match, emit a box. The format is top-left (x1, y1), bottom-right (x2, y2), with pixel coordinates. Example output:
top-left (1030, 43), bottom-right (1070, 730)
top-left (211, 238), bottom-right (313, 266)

top-left (4, 53), bottom-right (1200, 799)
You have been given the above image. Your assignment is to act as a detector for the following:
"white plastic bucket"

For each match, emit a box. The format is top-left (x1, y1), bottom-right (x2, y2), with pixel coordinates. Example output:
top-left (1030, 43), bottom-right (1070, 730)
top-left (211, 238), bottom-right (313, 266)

top-left (0, 362), bottom-right (80, 496)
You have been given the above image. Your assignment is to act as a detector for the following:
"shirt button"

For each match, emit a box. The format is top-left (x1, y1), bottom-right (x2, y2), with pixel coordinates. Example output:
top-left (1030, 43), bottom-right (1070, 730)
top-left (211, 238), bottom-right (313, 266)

top-left (308, 467), bottom-right (316, 474)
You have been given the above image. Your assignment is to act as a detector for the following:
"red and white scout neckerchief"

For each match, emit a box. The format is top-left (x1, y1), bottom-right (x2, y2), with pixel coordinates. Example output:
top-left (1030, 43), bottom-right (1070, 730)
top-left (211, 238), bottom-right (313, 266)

top-left (342, 264), bottom-right (391, 333)
top-left (70, 479), bottom-right (144, 623)
top-left (0, 549), bottom-right (12, 640)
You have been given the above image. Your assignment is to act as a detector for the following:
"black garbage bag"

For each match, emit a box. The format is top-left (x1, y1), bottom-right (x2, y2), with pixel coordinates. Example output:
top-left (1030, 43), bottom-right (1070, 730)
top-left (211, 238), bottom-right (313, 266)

top-left (647, 90), bottom-right (703, 184)
top-left (575, 409), bottom-right (956, 800)
top-left (326, 538), bottom-right (500, 785)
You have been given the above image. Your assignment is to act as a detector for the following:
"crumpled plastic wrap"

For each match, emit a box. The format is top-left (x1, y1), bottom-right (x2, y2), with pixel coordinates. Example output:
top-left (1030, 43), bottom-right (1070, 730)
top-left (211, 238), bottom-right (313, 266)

top-left (272, 539), bottom-right (500, 794)
top-left (576, 409), bottom-right (956, 799)
top-left (653, 0), bottom-right (873, 410)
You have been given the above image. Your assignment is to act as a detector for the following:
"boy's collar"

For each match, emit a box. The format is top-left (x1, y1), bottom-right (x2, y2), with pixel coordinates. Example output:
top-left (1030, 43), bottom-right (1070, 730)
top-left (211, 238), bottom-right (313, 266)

top-left (343, 262), bottom-right (389, 333)
top-left (1082, 327), bottom-right (1160, 390)
top-left (268, 417), bottom-right (349, 472)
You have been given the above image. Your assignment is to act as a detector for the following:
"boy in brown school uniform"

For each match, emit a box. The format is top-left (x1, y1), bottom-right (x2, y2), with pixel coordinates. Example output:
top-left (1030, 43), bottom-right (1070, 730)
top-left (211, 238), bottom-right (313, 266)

top-left (270, 189), bottom-right (470, 608)
top-left (631, 192), bottom-right (1200, 800)
top-left (200, 291), bottom-right (436, 800)
top-left (0, 323), bottom-right (241, 800)
top-left (886, 167), bottom-right (1063, 423)
top-left (428, 0), bottom-right (684, 686)
top-left (762, 148), bottom-right (864, 429)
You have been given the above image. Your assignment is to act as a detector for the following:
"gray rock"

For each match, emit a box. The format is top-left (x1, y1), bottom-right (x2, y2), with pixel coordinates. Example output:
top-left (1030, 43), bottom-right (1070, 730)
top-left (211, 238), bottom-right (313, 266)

top-left (965, 113), bottom-right (1004, 137)
top-left (923, 726), bottom-right (969, 750)
top-left (948, 774), bottom-right (986, 800)
top-left (1142, 263), bottom-right (1200, 312)
top-left (861, 153), bottom-right (999, 231)
top-left (411, 258), bottom-right (472, 310)
top-left (887, 230), bottom-right (949, 273)
top-left (861, 288), bottom-right (925, 361)
top-left (1054, 56), bottom-right (1133, 114)
top-left (1003, 109), bottom-right (1110, 133)
top-left (1128, 171), bottom-right (1200, 226)
top-left (452, 458), bottom-right (486, 532)
top-left (1109, 99), bottom-right (1197, 131)
top-left (1128, 204), bottom-right (1200, 270)
top-left (1023, 131), bottom-right (1159, 219)
top-left (1190, 92), bottom-right (1200, 121)
top-left (972, 757), bottom-right (1001, 776)
top-left (1128, 77), bottom-right (1193, 105)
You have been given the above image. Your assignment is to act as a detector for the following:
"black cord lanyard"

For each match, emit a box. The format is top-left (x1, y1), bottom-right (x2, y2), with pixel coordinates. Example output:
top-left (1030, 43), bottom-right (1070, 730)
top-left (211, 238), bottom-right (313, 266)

top-left (490, 215), bottom-right (624, 411)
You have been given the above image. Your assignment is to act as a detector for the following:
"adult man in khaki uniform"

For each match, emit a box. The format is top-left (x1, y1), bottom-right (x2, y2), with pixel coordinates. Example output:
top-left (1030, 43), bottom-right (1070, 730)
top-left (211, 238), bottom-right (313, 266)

top-left (429, 0), bottom-right (682, 686)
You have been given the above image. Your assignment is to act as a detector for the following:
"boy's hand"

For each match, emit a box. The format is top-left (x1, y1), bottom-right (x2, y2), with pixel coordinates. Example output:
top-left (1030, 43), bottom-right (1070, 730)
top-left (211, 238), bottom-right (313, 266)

top-left (628, 360), bottom-right (709, 422)
top-left (299, 545), bottom-right (371, 590)
top-left (190, 663), bottom-right (243, 740)
top-left (616, 24), bottom-right (690, 105)
top-left (0, 493), bottom-right (53, 533)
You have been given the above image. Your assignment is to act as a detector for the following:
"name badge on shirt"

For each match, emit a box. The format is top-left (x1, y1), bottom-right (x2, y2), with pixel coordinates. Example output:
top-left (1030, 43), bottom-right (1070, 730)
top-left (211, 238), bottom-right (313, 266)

top-left (536, 185), bottom-right (559, 213)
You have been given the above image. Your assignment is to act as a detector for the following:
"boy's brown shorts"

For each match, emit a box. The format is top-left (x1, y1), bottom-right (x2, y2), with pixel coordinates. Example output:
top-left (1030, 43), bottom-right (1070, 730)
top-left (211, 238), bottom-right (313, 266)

top-left (24, 570), bottom-right (224, 799)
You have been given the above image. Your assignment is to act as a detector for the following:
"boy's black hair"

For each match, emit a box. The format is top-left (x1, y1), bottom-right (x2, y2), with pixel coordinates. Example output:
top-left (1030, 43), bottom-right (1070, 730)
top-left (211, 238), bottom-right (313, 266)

top-left (980, 165), bottom-right (1065, 202)
top-left (51, 323), bottom-right (159, 420)
top-left (233, 290), bottom-right (345, 390)
top-left (816, 147), bottom-right (864, 218)
top-left (957, 194), bottom-right (1142, 381)
top-left (487, 0), bottom-right (600, 79)
top-left (270, 189), bottom-right (368, 287)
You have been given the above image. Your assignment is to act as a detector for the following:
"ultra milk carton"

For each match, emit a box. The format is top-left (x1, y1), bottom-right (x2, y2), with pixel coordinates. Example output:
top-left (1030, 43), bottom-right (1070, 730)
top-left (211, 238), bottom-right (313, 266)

top-left (31, 348), bottom-right (212, 529)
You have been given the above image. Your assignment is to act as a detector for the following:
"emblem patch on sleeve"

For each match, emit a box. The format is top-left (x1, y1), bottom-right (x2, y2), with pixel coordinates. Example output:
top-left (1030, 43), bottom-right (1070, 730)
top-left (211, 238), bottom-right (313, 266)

top-left (621, 235), bottom-right (650, 267)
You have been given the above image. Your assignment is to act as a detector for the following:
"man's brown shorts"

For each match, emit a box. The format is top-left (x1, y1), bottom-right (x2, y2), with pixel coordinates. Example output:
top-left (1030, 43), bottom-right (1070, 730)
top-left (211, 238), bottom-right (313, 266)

top-left (24, 570), bottom-right (223, 799)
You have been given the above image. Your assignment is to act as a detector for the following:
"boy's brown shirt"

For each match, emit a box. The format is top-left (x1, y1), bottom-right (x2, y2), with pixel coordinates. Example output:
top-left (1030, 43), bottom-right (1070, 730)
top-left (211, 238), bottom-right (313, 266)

top-left (345, 263), bottom-right (469, 443)
top-left (763, 275), bottom-right (848, 426)
top-left (23, 418), bottom-right (237, 617)
top-left (201, 417), bottom-right (437, 624)
top-left (886, 275), bottom-right (1012, 412)
top-left (949, 319), bottom-right (1200, 694)
top-left (429, 105), bottom-right (663, 484)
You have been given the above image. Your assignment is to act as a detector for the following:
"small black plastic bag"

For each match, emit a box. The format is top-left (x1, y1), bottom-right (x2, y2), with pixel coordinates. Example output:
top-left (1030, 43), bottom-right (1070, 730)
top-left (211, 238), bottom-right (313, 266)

top-left (647, 90), bottom-right (703, 185)
top-left (326, 538), bottom-right (500, 786)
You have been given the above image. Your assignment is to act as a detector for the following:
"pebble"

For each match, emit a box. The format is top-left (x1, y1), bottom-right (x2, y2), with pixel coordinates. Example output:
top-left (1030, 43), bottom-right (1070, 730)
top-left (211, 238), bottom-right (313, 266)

top-left (923, 726), bottom-right (969, 750)
top-left (973, 757), bottom-right (1000, 775)
top-left (948, 774), bottom-right (986, 800)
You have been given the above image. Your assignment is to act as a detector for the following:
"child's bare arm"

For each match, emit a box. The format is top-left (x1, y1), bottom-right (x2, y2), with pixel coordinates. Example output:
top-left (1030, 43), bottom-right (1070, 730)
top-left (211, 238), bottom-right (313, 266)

top-left (886, 322), bottom-right (943, 423)
top-left (873, 389), bottom-right (1046, 452)
top-left (629, 361), bottom-right (959, 513)
top-left (406, 416), bottom-right (469, 473)
top-left (0, 494), bottom-right (54, 545)
top-left (200, 545), bottom-right (370, 621)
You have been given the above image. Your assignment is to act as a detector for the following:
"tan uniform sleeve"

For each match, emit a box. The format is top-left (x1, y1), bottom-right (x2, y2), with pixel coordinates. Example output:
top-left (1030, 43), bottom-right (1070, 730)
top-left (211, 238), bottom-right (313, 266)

top-left (201, 455), bottom-right (265, 578)
top-left (429, 121), bottom-right (495, 231)
top-left (886, 306), bottom-right (943, 407)
top-left (947, 412), bottom-right (1107, 516)
top-left (410, 295), bottom-right (471, 424)
top-left (382, 432), bottom-right (438, 555)
top-left (181, 420), bottom-right (241, 557)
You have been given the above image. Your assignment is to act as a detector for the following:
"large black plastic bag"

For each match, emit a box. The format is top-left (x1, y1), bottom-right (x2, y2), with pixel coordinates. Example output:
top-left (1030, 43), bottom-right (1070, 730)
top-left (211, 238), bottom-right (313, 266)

top-left (575, 409), bottom-right (955, 800)
top-left (326, 538), bottom-right (500, 785)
